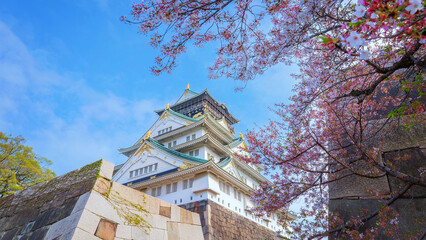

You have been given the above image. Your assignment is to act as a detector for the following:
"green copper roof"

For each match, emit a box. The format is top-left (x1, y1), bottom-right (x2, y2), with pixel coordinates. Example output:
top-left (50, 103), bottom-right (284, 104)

top-left (187, 89), bottom-right (199, 95)
top-left (228, 137), bottom-right (244, 149)
top-left (167, 109), bottom-right (199, 122)
top-left (218, 156), bottom-right (232, 167)
top-left (147, 138), bottom-right (207, 163)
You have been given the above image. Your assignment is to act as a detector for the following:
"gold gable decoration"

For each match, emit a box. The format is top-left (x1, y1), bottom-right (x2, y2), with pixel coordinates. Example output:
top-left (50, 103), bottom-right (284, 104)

top-left (165, 103), bottom-right (170, 110)
top-left (186, 83), bottom-right (190, 90)
top-left (159, 111), bottom-right (171, 121)
top-left (178, 162), bottom-right (196, 171)
top-left (192, 111), bottom-right (203, 119)
top-left (135, 143), bottom-right (154, 157)
top-left (144, 130), bottom-right (152, 140)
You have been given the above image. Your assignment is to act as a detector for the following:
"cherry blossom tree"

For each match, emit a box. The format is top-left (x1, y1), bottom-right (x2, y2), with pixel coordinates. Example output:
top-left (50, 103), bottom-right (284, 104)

top-left (123, 0), bottom-right (425, 238)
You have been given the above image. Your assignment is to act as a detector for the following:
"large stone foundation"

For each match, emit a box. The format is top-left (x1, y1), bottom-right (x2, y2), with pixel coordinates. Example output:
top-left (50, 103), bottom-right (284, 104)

top-left (0, 160), bottom-right (203, 240)
top-left (180, 200), bottom-right (277, 240)
top-left (329, 125), bottom-right (426, 239)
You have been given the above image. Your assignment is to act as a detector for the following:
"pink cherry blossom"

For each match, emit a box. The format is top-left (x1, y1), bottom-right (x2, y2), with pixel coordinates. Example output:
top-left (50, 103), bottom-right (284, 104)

top-left (406, 0), bottom-right (423, 14)
top-left (359, 49), bottom-right (371, 60)
top-left (347, 31), bottom-right (364, 48)
top-left (355, 5), bottom-right (366, 18)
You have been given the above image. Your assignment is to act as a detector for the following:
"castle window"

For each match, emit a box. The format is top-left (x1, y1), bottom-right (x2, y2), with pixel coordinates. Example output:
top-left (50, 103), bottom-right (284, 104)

top-left (130, 163), bottom-right (158, 179)
top-left (152, 186), bottom-right (162, 197)
top-left (173, 140), bottom-right (177, 146)
top-left (183, 179), bottom-right (188, 189)
top-left (191, 134), bottom-right (196, 140)
top-left (194, 149), bottom-right (199, 156)
top-left (186, 136), bottom-right (191, 142)
top-left (219, 181), bottom-right (230, 195)
top-left (168, 142), bottom-right (172, 148)
top-left (189, 151), bottom-right (194, 156)
top-left (189, 178), bottom-right (194, 188)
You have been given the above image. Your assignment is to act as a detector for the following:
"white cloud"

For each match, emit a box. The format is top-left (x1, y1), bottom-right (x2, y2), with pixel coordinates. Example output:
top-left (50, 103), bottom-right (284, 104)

top-left (0, 20), bottom-right (163, 175)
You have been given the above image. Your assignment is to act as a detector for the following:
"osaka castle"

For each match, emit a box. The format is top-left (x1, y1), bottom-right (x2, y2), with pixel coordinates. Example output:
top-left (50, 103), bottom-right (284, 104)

top-left (112, 85), bottom-right (295, 239)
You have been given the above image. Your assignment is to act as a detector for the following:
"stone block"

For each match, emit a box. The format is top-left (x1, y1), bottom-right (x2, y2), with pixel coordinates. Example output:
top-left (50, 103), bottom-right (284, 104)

top-left (166, 222), bottom-right (179, 240)
top-left (32, 207), bottom-right (63, 230)
top-left (110, 182), bottom-right (146, 207)
top-left (76, 210), bottom-right (102, 235)
top-left (71, 192), bottom-right (90, 215)
top-left (169, 206), bottom-right (180, 222)
top-left (115, 225), bottom-right (132, 239)
top-left (94, 219), bottom-right (117, 240)
top-left (19, 226), bottom-right (49, 240)
top-left (99, 159), bottom-right (115, 180)
top-left (45, 210), bottom-right (83, 240)
top-left (84, 191), bottom-right (123, 224)
top-left (159, 206), bottom-right (171, 218)
top-left (131, 226), bottom-right (149, 240)
top-left (55, 228), bottom-right (76, 240)
top-left (0, 227), bottom-right (19, 240)
top-left (145, 215), bottom-right (168, 230)
top-left (179, 223), bottom-right (204, 240)
top-left (329, 198), bottom-right (426, 239)
top-left (93, 177), bottom-right (111, 196)
top-left (144, 197), bottom-right (159, 215)
top-left (383, 147), bottom-right (426, 198)
top-left (180, 208), bottom-right (193, 225)
top-left (329, 170), bottom-right (390, 199)
top-left (73, 227), bottom-right (102, 240)
top-left (147, 228), bottom-right (166, 240)
top-left (191, 212), bottom-right (201, 225)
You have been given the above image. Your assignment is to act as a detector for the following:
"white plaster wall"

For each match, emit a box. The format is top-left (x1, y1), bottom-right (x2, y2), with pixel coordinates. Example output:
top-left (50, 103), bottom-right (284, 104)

top-left (205, 173), bottom-right (284, 233)
top-left (114, 150), bottom-right (185, 184)
top-left (203, 146), bottom-right (222, 162)
top-left (151, 116), bottom-right (188, 138)
top-left (161, 128), bottom-right (204, 149)
top-left (147, 174), bottom-right (209, 205)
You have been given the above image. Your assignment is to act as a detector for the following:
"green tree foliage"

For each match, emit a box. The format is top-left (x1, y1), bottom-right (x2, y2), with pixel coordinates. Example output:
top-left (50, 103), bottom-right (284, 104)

top-left (0, 132), bottom-right (56, 197)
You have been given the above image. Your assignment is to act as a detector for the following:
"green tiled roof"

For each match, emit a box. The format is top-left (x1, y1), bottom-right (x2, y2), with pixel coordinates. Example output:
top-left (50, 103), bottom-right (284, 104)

top-left (147, 138), bottom-right (207, 164)
top-left (167, 109), bottom-right (199, 122)
top-left (228, 137), bottom-right (244, 149)
top-left (218, 156), bottom-right (232, 167)
top-left (187, 89), bottom-right (199, 95)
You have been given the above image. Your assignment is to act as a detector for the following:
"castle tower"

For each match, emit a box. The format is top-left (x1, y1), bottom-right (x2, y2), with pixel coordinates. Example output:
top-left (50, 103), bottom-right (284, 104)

top-left (113, 86), bottom-right (294, 239)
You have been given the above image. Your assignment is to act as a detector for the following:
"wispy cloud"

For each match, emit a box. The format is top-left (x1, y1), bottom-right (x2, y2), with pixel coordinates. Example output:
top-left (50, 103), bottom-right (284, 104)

top-left (0, 20), bottom-right (163, 174)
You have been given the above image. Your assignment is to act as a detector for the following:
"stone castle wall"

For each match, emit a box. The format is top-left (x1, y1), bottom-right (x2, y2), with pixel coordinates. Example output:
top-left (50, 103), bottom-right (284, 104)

top-left (329, 124), bottom-right (426, 239)
top-left (180, 200), bottom-right (277, 240)
top-left (0, 160), bottom-right (204, 240)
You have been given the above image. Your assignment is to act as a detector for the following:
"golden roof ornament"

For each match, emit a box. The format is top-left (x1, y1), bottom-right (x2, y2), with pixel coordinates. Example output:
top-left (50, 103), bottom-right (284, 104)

top-left (144, 130), bottom-right (152, 140)
top-left (239, 132), bottom-right (244, 140)
top-left (165, 103), bottom-right (170, 110)
top-left (186, 83), bottom-right (190, 90)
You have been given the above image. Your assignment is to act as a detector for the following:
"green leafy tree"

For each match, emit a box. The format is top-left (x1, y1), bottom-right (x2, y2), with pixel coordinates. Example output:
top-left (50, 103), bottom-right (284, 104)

top-left (0, 132), bottom-right (56, 197)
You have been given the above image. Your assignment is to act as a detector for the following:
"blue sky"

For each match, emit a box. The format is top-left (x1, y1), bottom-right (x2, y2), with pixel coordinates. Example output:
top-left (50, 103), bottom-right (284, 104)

top-left (0, 0), bottom-right (297, 175)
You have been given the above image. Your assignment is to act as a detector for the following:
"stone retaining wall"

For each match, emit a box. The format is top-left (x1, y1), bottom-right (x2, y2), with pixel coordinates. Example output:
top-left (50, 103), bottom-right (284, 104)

top-left (0, 160), bottom-right (204, 240)
top-left (180, 200), bottom-right (277, 240)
